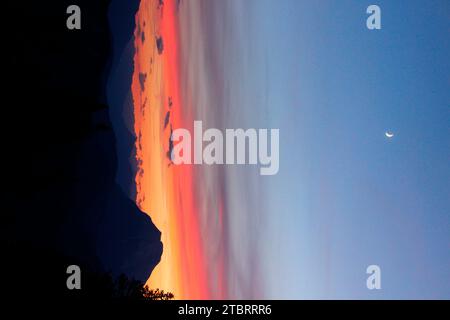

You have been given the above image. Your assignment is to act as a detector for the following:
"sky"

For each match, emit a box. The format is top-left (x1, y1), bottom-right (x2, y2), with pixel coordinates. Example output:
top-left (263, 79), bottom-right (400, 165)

top-left (109, 0), bottom-right (450, 299)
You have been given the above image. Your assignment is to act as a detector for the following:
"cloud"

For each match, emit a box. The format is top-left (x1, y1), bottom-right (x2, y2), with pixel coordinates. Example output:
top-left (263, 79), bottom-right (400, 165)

top-left (138, 72), bottom-right (147, 92)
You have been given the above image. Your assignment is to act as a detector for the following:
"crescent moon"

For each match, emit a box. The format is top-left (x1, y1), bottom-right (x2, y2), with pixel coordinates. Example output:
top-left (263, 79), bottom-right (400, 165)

top-left (385, 132), bottom-right (394, 138)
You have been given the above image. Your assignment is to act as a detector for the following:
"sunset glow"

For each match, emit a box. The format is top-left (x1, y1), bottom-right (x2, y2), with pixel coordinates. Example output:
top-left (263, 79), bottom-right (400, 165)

top-left (132, 0), bottom-right (210, 299)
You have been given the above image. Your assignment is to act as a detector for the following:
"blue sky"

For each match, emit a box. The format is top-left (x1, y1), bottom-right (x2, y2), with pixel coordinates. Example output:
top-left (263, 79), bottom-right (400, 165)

top-left (246, 0), bottom-right (450, 298)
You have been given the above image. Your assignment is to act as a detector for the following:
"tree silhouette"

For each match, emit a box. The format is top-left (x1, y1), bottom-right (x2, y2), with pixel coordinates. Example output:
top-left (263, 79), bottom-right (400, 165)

top-left (110, 273), bottom-right (174, 300)
top-left (141, 286), bottom-right (174, 300)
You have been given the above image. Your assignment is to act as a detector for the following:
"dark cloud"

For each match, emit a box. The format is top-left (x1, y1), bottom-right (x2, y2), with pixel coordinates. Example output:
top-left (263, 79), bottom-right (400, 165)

top-left (156, 36), bottom-right (164, 54)
top-left (164, 111), bottom-right (170, 129)
top-left (138, 72), bottom-right (147, 91)
top-left (167, 124), bottom-right (174, 162)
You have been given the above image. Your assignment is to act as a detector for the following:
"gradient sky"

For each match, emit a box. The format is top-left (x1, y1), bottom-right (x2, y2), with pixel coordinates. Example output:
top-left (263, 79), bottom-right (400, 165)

top-left (251, 0), bottom-right (450, 299)
top-left (109, 0), bottom-right (450, 299)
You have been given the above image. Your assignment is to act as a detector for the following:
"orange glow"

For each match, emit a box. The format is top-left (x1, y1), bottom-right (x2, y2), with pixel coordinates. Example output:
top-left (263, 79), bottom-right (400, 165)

top-left (131, 0), bottom-right (209, 299)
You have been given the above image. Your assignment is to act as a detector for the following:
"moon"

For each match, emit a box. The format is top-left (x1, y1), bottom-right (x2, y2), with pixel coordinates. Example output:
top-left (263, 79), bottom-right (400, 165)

top-left (385, 131), bottom-right (394, 138)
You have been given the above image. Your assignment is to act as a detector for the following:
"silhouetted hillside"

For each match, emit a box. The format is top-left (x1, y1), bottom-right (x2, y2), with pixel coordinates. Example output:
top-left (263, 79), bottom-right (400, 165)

top-left (3, 0), bottom-right (162, 299)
